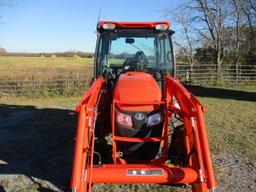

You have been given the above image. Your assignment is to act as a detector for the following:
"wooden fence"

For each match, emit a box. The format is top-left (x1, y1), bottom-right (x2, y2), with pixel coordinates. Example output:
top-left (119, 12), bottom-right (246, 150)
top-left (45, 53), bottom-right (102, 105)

top-left (176, 64), bottom-right (256, 85)
top-left (0, 68), bottom-right (93, 96)
top-left (0, 64), bottom-right (255, 96)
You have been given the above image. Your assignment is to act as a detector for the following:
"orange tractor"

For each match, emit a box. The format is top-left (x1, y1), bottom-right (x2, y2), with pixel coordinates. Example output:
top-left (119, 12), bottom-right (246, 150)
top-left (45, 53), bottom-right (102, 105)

top-left (70, 21), bottom-right (216, 192)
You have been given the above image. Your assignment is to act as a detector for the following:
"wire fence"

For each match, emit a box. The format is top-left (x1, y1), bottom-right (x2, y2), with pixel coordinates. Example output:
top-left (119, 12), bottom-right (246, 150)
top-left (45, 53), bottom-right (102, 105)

top-left (0, 64), bottom-right (255, 96)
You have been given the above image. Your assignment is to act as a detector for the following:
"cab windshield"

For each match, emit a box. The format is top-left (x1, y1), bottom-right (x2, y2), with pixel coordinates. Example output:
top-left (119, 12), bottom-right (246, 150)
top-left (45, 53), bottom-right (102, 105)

top-left (95, 29), bottom-right (174, 77)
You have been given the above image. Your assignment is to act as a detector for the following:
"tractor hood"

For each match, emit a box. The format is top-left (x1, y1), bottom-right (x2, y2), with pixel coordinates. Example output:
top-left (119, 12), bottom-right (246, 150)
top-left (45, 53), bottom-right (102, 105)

top-left (113, 72), bottom-right (162, 110)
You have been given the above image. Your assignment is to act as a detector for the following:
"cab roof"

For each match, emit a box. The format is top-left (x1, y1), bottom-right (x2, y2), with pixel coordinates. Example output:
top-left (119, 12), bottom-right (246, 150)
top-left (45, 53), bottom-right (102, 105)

top-left (97, 21), bottom-right (171, 29)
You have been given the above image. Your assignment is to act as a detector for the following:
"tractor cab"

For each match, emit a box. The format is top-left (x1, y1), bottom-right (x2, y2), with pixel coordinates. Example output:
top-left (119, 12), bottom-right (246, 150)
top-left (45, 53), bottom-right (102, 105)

top-left (94, 21), bottom-right (175, 162)
top-left (94, 21), bottom-right (175, 81)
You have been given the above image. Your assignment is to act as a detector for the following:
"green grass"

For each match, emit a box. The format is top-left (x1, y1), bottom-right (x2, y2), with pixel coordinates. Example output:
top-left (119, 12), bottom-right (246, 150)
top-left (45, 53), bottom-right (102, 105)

top-left (203, 96), bottom-right (256, 164)
top-left (187, 85), bottom-right (256, 165)
top-left (0, 85), bottom-right (255, 191)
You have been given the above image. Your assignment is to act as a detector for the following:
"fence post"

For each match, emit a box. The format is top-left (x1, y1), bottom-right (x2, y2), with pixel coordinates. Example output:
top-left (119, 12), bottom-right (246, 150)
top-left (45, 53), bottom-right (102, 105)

top-left (32, 73), bottom-right (36, 94)
top-left (239, 65), bottom-right (241, 83)
top-left (197, 63), bottom-right (199, 85)
top-left (77, 72), bottom-right (80, 91)
top-left (236, 63), bottom-right (239, 83)
top-left (185, 69), bottom-right (189, 85)
top-left (66, 73), bottom-right (70, 93)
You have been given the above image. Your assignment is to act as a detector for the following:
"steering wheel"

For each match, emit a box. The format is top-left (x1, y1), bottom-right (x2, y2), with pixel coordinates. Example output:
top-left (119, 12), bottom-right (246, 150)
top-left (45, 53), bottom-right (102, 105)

top-left (135, 51), bottom-right (149, 66)
top-left (122, 51), bottom-right (149, 72)
top-left (122, 60), bottom-right (144, 72)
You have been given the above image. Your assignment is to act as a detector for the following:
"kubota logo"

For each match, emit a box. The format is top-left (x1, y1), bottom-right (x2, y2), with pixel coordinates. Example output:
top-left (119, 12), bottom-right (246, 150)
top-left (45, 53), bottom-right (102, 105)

top-left (135, 113), bottom-right (145, 121)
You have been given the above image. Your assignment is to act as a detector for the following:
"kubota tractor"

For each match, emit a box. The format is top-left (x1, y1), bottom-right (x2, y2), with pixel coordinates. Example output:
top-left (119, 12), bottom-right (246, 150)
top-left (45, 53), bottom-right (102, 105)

top-left (70, 21), bottom-right (216, 192)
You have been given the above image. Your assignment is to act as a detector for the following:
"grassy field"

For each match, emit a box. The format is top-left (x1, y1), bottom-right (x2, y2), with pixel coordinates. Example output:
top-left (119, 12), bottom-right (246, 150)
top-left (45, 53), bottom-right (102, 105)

top-left (0, 85), bottom-right (256, 192)
top-left (0, 56), bottom-right (94, 96)
top-left (0, 56), bottom-right (93, 71)
top-left (202, 93), bottom-right (256, 162)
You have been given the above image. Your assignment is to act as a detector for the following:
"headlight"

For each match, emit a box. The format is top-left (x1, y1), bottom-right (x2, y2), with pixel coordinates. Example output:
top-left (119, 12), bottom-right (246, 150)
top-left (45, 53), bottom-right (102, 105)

top-left (155, 24), bottom-right (169, 31)
top-left (102, 23), bottom-right (116, 30)
top-left (147, 112), bottom-right (161, 127)
top-left (116, 111), bottom-right (133, 127)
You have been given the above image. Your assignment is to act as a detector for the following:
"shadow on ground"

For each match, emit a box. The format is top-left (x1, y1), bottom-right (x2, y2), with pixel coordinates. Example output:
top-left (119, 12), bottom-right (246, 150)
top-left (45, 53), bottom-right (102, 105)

top-left (0, 104), bottom-right (78, 192)
top-left (0, 186), bottom-right (5, 192)
top-left (186, 85), bottom-right (256, 102)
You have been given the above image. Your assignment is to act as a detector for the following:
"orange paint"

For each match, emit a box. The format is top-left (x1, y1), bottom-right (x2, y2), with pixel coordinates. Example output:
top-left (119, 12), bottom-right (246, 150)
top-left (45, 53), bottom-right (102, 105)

top-left (70, 22), bottom-right (216, 192)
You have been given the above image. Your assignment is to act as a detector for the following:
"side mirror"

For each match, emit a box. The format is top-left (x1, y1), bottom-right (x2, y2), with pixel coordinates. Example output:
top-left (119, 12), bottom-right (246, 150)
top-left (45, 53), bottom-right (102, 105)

top-left (125, 38), bottom-right (135, 44)
top-left (169, 30), bottom-right (175, 36)
top-left (167, 51), bottom-right (173, 62)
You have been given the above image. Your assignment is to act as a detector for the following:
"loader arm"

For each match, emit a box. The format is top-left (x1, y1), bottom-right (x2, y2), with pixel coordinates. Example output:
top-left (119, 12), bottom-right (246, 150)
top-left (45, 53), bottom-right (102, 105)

top-left (70, 77), bottom-right (105, 192)
top-left (165, 76), bottom-right (216, 191)
top-left (70, 75), bottom-right (216, 192)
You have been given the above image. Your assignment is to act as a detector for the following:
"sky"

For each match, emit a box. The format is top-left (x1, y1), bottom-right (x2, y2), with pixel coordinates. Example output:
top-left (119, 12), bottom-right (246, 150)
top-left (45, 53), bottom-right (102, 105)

top-left (0, 0), bottom-right (181, 53)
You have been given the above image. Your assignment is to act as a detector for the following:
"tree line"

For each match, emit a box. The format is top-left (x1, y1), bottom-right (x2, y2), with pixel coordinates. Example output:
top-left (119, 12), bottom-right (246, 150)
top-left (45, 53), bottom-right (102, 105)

top-left (0, 50), bottom-right (94, 58)
top-left (166, 0), bottom-right (256, 79)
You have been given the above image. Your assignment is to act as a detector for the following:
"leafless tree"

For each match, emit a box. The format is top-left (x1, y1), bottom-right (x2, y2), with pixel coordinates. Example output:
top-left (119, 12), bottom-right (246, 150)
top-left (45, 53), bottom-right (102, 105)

top-left (248, 0), bottom-right (256, 12)
top-left (164, 2), bottom-right (198, 80)
top-left (165, 0), bottom-right (255, 82)
top-left (228, 0), bottom-right (245, 81)
top-left (194, 0), bottom-right (229, 78)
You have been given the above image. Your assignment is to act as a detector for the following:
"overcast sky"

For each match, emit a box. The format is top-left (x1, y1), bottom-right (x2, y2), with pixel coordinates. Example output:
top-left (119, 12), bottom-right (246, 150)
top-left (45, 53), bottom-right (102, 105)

top-left (0, 0), bottom-right (182, 53)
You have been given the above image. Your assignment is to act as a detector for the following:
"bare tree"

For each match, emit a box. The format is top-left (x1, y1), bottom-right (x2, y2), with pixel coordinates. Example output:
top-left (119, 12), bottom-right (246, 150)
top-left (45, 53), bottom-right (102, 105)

top-left (241, 0), bottom-right (256, 66)
top-left (165, 0), bottom-right (255, 82)
top-left (228, 0), bottom-right (245, 81)
top-left (165, 2), bottom-right (197, 80)
top-left (248, 0), bottom-right (256, 12)
top-left (242, 1), bottom-right (255, 33)
top-left (194, 0), bottom-right (229, 78)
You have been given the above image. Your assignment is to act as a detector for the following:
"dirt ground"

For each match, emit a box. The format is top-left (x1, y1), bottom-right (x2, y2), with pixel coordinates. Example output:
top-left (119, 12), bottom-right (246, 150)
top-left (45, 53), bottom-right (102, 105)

top-left (0, 85), bottom-right (256, 192)
top-left (0, 104), bottom-right (76, 192)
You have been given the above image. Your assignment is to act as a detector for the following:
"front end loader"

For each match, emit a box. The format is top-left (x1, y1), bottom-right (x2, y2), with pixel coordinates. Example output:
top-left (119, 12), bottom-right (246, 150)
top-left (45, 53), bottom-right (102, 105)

top-left (70, 21), bottom-right (216, 192)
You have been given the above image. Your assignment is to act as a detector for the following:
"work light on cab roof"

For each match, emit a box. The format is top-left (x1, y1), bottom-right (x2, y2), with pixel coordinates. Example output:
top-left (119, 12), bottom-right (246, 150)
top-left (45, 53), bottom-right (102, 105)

top-left (98, 21), bottom-right (170, 30)
top-left (70, 20), bottom-right (216, 192)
